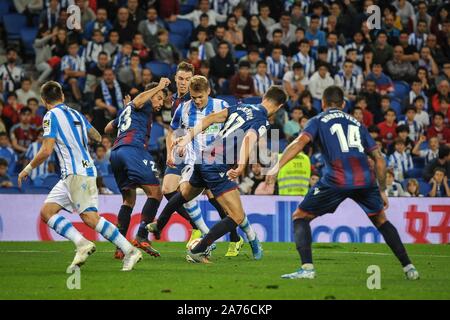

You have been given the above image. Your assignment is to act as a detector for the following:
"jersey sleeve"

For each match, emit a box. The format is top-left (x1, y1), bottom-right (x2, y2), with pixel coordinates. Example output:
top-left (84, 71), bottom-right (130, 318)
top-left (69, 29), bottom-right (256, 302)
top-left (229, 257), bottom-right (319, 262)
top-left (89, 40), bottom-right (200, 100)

top-left (42, 112), bottom-right (58, 139)
top-left (301, 117), bottom-right (319, 142)
top-left (361, 125), bottom-right (377, 153)
top-left (81, 114), bottom-right (93, 131)
top-left (170, 103), bottom-right (184, 130)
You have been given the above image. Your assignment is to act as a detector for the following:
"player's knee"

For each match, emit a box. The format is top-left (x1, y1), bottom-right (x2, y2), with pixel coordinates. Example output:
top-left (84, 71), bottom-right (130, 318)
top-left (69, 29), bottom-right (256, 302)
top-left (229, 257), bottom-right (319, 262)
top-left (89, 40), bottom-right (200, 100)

top-left (292, 209), bottom-right (313, 221)
top-left (80, 211), bottom-right (100, 229)
top-left (370, 212), bottom-right (387, 228)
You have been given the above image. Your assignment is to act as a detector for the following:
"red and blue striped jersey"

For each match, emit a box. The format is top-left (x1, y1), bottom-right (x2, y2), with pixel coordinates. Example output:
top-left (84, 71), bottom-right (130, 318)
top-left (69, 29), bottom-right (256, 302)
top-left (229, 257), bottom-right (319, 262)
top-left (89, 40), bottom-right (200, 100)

top-left (171, 92), bottom-right (191, 116)
top-left (301, 108), bottom-right (378, 189)
top-left (112, 101), bottom-right (153, 150)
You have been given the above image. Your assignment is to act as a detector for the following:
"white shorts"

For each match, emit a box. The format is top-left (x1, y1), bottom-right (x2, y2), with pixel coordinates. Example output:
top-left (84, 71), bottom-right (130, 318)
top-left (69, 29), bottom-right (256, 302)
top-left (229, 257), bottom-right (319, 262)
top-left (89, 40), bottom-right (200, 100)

top-left (45, 175), bottom-right (99, 214)
top-left (180, 165), bottom-right (194, 184)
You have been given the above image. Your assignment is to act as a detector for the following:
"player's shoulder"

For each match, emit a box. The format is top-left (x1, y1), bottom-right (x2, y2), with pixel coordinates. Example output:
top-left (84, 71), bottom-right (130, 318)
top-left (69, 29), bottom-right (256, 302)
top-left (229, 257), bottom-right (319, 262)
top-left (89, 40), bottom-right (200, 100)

top-left (211, 97), bottom-right (229, 108)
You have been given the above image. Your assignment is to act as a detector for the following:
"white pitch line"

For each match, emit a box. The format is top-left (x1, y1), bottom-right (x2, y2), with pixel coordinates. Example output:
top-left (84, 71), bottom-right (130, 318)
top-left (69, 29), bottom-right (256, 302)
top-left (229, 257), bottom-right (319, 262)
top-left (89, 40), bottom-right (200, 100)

top-left (333, 251), bottom-right (450, 259)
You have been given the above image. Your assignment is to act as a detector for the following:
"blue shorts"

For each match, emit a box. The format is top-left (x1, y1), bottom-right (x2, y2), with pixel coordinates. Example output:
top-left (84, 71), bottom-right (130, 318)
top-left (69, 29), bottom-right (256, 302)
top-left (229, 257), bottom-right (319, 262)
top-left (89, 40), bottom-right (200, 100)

top-left (164, 163), bottom-right (185, 176)
top-left (110, 146), bottom-right (159, 192)
top-left (188, 163), bottom-right (237, 198)
top-left (299, 181), bottom-right (384, 216)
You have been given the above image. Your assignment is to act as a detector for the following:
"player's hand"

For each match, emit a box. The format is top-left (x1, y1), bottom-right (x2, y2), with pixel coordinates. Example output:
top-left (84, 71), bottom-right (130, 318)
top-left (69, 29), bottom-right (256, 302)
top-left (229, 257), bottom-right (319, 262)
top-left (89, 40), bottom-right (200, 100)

top-left (227, 166), bottom-right (243, 180)
top-left (18, 170), bottom-right (29, 188)
top-left (381, 191), bottom-right (389, 210)
top-left (158, 77), bottom-right (171, 89)
top-left (123, 95), bottom-right (131, 106)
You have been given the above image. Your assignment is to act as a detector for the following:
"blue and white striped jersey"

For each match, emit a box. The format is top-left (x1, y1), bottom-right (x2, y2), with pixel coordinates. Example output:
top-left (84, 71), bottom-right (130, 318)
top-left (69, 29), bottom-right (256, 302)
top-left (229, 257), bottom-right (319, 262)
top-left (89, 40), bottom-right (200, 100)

top-left (266, 55), bottom-right (288, 80)
top-left (171, 97), bottom-right (229, 165)
top-left (253, 73), bottom-right (273, 95)
top-left (327, 45), bottom-right (346, 67)
top-left (61, 54), bottom-right (85, 72)
top-left (42, 103), bottom-right (97, 179)
top-left (292, 52), bottom-right (315, 76)
top-left (25, 141), bottom-right (54, 180)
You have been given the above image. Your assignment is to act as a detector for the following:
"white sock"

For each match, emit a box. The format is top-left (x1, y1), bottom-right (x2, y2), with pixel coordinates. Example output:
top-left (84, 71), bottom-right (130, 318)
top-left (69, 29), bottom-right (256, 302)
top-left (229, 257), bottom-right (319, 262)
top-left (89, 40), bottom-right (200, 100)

top-left (239, 216), bottom-right (256, 241)
top-left (302, 263), bottom-right (314, 270)
top-left (47, 214), bottom-right (86, 246)
top-left (184, 200), bottom-right (209, 235)
top-left (403, 264), bottom-right (415, 272)
top-left (95, 217), bottom-right (133, 254)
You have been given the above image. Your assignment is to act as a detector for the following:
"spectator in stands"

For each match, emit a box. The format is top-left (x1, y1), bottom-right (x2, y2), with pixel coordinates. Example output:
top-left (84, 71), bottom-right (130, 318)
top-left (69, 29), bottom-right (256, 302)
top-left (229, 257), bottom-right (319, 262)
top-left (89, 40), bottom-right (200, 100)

top-left (398, 106), bottom-right (423, 142)
top-left (104, 30), bottom-right (122, 60)
top-left (84, 51), bottom-right (109, 97)
top-left (426, 34), bottom-right (447, 67)
top-left (413, 96), bottom-right (429, 129)
top-left (135, 68), bottom-right (159, 93)
top-left (316, 46), bottom-right (337, 76)
top-left (326, 32), bottom-right (345, 69)
top-left (126, 0), bottom-right (146, 29)
top-left (265, 29), bottom-right (289, 57)
top-left (83, 29), bottom-right (105, 68)
top-left (191, 27), bottom-right (216, 61)
top-left (187, 47), bottom-right (201, 74)
top-left (378, 108), bottom-right (398, 147)
top-left (224, 14), bottom-right (245, 50)
top-left (393, 0), bottom-right (415, 30)
top-left (239, 163), bottom-right (266, 195)
top-left (405, 178), bottom-right (423, 197)
top-left (177, 0), bottom-right (227, 28)
top-left (383, 13), bottom-right (401, 45)
top-left (292, 39), bottom-right (315, 77)
top-left (345, 31), bottom-right (366, 63)
top-left (94, 144), bottom-right (110, 177)
top-left (289, 27), bottom-right (306, 57)
top-left (2, 93), bottom-right (23, 126)
top-left (210, 25), bottom-right (234, 55)
top-left (308, 62), bottom-right (334, 101)
top-left (16, 79), bottom-right (39, 107)
top-left (61, 41), bottom-right (86, 102)
top-left (259, 4), bottom-right (275, 30)
top-left (0, 47), bottom-right (25, 98)
top-left (76, 0), bottom-right (96, 31)
top-left (436, 61), bottom-right (450, 85)
top-left (243, 15), bottom-right (268, 51)
top-left (388, 124), bottom-right (414, 155)
top-left (114, 7), bottom-right (137, 44)
top-left (0, 158), bottom-right (13, 188)
top-left (309, 171), bottom-right (320, 189)
top-left (34, 27), bottom-right (56, 85)
top-left (367, 63), bottom-right (395, 96)
top-left (418, 46), bottom-right (439, 78)
top-left (428, 167), bottom-right (450, 197)
top-left (427, 112), bottom-right (450, 145)
top-left (305, 15), bottom-right (326, 52)
top-left (398, 30), bottom-right (420, 63)
top-left (26, 98), bottom-right (42, 128)
top-left (297, 90), bottom-right (316, 118)
top-left (344, 48), bottom-right (363, 76)
top-left (24, 128), bottom-right (54, 181)
top-left (153, 29), bottom-right (181, 66)
top-left (351, 107), bottom-right (364, 125)
top-left (432, 79), bottom-right (450, 112)
top-left (97, 176), bottom-right (114, 195)
top-left (403, 77), bottom-right (428, 111)
top-left (9, 107), bottom-right (37, 157)
top-left (199, 61), bottom-right (217, 97)
top-left (413, 135), bottom-right (440, 165)
top-left (229, 61), bottom-right (255, 99)
top-left (409, 19), bottom-right (429, 52)
top-left (334, 59), bottom-right (363, 104)
top-left (355, 96), bottom-right (373, 127)
top-left (51, 27), bottom-right (68, 58)
top-left (266, 46), bottom-right (288, 85)
top-left (430, 5), bottom-right (449, 35)
top-left (0, 132), bottom-right (17, 176)
top-left (423, 146), bottom-right (450, 181)
top-left (386, 45), bottom-right (416, 82)
top-left (385, 169), bottom-right (406, 197)
top-left (209, 41), bottom-right (235, 92)
top-left (417, 66), bottom-right (435, 97)
top-left (112, 42), bottom-right (132, 74)
top-left (137, 6), bottom-right (164, 49)
top-left (117, 54), bottom-right (142, 89)
top-left (239, 47), bottom-right (260, 76)
top-left (132, 33), bottom-right (151, 64)
top-left (94, 68), bottom-right (130, 132)
top-left (372, 31), bottom-right (393, 67)
top-left (290, 2), bottom-right (307, 29)
top-left (231, 4), bottom-right (247, 30)
top-left (283, 106), bottom-right (302, 143)
top-left (267, 11), bottom-right (296, 47)
top-left (191, 13), bottom-right (215, 41)
top-left (39, 0), bottom-right (60, 30)
top-left (84, 7), bottom-right (112, 40)
top-left (283, 62), bottom-right (308, 103)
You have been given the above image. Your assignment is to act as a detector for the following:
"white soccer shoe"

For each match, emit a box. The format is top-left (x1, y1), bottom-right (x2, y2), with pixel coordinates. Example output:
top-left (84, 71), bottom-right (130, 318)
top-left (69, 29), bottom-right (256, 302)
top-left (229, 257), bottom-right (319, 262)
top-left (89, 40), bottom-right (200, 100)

top-left (404, 264), bottom-right (420, 280)
top-left (281, 268), bottom-right (316, 279)
top-left (68, 241), bottom-right (96, 270)
top-left (122, 248), bottom-right (143, 271)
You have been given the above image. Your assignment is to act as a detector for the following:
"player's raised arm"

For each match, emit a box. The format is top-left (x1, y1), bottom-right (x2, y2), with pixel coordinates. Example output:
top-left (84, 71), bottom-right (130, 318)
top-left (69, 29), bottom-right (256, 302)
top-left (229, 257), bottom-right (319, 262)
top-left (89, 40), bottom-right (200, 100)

top-left (18, 137), bottom-right (55, 187)
top-left (132, 78), bottom-right (171, 109)
top-left (104, 120), bottom-right (117, 134)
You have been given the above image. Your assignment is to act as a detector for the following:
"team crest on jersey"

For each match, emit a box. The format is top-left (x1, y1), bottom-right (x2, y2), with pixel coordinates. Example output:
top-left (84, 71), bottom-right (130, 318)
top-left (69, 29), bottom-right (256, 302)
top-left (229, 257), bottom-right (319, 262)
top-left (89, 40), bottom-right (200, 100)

top-left (143, 160), bottom-right (148, 166)
top-left (43, 119), bottom-right (51, 134)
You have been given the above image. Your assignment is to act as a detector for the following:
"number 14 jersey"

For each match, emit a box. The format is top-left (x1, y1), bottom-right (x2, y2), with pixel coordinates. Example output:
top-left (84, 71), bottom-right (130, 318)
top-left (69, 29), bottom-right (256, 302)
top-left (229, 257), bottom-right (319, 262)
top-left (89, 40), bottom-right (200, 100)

top-left (301, 108), bottom-right (378, 189)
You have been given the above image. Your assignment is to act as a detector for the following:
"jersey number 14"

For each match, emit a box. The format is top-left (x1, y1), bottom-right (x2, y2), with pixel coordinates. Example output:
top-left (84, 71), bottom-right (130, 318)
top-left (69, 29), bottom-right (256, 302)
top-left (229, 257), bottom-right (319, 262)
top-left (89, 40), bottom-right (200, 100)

top-left (330, 123), bottom-right (364, 153)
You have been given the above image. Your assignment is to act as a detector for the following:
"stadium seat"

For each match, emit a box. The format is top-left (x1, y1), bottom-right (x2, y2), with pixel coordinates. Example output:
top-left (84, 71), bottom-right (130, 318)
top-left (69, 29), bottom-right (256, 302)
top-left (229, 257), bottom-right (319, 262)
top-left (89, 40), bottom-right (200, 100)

top-left (413, 157), bottom-right (425, 169)
top-left (216, 95), bottom-right (238, 106)
top-left (180, 4), bottom-right (195, 15)
top-left (235, 50), bottom-right (248, 60)
top-left (102, 175), bottom-right (120, 194)
top-left (390, 98), bottom-right (402, 117)
top-left (144, 61), bottom-right (173, 77)
top-left (168, 19), bottom-right (193, 39)
top-left (242, 96), bottom-right (262, 104)
top-left (418, 180), bottom-right (431, 196)
top-left (22, 186), bottom-right (51, 194)
top-left (312, 98), bottom-right (322, 112)
top-left (393, 81), bottom-right (410, 101)
top-left (0, 187), bottom-right (22, 194)
top-left (405, 168), bottom-right (423, 179)
top-left (0, 1), bottom-right (11, 24)
top-left (42, 174), bottom-right (59, 189)
top-left (20, 28), bottom-right (38, 55)
top-left (3, 14), bottom-right (27, 41)
top-left (169, 33), bottom-right (186, 50)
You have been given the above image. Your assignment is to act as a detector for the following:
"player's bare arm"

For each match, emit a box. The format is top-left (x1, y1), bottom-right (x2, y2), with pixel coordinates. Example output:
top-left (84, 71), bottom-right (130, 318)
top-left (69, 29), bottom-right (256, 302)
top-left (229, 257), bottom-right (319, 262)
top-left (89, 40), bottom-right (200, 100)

top-left (88, 127), bottom-right (102, 144)
top-left (165, 127), bottom-right (176, 168)
top-left (369, 147), bottom-right (389, 209)
top-left (104, 120), bottom-right (116, 134)
top-left (227, 130), bottom-right (258, 180)
top-left (266, 134), bottom-right (311, 184)
top-left (132, 78), bottom-right (171, 109)
top-left (18, 137), bottom-right (55, 187)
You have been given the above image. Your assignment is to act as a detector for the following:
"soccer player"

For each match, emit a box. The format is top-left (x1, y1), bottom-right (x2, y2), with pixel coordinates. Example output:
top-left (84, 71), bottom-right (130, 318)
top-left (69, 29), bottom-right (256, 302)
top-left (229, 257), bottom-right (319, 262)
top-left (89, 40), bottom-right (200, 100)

top-left (266, 86), bottom-right (419, 280)
top-left (104, 78), bottom-right (171, 259)
top-left (152, 85), bottom-right (288, 263)
top-left (18, 81), bottom-right (142, 271)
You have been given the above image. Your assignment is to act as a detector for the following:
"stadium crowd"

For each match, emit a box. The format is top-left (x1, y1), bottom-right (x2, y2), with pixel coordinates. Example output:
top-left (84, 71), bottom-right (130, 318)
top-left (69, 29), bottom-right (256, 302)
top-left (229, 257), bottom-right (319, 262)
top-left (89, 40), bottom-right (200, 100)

top-left (0, 0), bottom-right (449, 197)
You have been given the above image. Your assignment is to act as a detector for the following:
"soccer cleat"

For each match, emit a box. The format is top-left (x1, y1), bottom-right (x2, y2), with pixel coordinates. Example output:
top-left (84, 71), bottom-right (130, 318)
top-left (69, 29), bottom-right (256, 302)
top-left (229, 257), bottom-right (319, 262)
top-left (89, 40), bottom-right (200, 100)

top-left (186, 229), bottom-right (203, 249)
top-left (225, 236), bottom-right (244, 257)
top-left (122, 248), bottom-right (143, 271)
top-left (132, 237), bottom-right (160, 257)
top-left (114, 247), bottom-right (125, 260)
top-left (404, 264), bottom-right (420, 280)
top-left (186, 247), bottom-right (212, 264)
top-left (69, 241), bottom-right (96, 270)
top-left (281, 268), bottom-right (316, 279)
top-left (248, 238), bottom-right (263, 260)
top-left (146, 222), bottom-right (161, 240)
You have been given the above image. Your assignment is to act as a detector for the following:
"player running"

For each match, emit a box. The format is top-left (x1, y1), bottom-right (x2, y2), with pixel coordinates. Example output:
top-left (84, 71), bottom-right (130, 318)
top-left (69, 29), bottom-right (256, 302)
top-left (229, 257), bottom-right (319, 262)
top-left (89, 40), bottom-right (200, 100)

top-left (104, 78), bottom-right (171, 259)
top-left (18, 81), bottom-right (142, 271)
top-left (266, 86), bottom-right (419, 280)
top-left (152, 84), bottom-right (288, 263)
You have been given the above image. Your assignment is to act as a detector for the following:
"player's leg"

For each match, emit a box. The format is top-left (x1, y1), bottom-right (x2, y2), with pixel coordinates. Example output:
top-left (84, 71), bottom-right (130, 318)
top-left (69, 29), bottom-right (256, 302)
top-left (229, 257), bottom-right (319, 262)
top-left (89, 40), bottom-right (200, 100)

top-left (117, 189), bottom-right (136, 238)
top-left (354, 187), bottom-right (419, 280)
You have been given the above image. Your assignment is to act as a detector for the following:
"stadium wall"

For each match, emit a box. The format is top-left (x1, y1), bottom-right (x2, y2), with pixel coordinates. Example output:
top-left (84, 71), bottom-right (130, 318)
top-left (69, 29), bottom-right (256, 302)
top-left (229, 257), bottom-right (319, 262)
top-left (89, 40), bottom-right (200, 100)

top-left (0, 195), bottom-right (449, 244)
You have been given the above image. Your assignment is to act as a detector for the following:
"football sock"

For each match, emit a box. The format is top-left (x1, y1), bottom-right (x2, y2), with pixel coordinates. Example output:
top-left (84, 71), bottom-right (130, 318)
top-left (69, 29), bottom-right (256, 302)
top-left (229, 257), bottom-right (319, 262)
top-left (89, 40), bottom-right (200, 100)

top-left (184, 200), bottom-right (209, 234)
top-left (136, 197), bottom-right (160, 239)
top-left (192, 217), bottom-right (238, 254)
top-left (377, 221), bottom-right (411, 267)
top-left (163, 191), bottom-right (198, 230)
top-left (95, 217), bottom-right (133, 255)
top-left (158, 192), bottom-right (189, 231)
top-left (293, 218), bottom-right (313, 265)
top-left (117, 205), bottom-right (132, 237)
top-left (47, 214), bottom-right (86, 246)
top-left (209, 197), bottom-right (240, 242)
top-left (239, 216), bottom-right (256, 242)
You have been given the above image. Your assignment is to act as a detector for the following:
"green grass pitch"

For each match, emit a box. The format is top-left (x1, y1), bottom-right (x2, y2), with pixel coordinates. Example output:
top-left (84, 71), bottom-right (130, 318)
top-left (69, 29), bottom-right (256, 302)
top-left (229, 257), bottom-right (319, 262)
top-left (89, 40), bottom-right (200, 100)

top-left (0, 241), bottom-right (449, 300)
